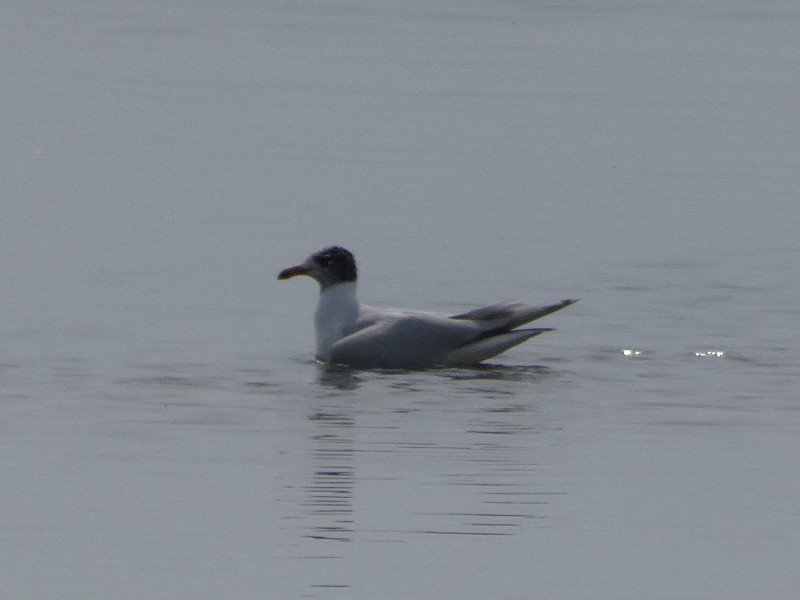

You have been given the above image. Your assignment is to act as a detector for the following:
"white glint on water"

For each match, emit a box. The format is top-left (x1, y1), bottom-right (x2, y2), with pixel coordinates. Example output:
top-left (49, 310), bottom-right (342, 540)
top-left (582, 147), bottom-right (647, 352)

top-left (694, 350), bottom-right (726, 358)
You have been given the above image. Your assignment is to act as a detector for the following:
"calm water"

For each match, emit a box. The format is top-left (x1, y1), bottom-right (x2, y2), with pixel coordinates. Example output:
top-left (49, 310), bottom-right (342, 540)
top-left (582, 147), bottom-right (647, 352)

top-left (2, 1), bottom-right (799, 598)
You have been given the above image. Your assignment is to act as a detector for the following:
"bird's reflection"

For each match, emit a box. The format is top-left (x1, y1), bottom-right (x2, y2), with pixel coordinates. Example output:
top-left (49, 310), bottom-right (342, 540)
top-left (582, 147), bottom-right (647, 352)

top-left (443, 363), bottom-right (552, 382)
top-left (300, 364), bottom-right (564, 546)
top-left (316, 361), bottom-right (552, 391)
top-left (316, 363), bottom-right (362, 390)
top-left (304, 408), bottom-right (355, 542)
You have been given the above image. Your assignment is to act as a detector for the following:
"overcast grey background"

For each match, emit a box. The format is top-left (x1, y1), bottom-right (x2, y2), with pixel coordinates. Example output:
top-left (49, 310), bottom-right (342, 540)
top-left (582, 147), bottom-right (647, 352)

top-left (2, 1), bottom-right (799, 599)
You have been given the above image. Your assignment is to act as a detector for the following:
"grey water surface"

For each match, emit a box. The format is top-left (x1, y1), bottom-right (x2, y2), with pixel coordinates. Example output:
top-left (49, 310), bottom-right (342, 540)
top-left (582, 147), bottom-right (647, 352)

top-left (2, 1), bottom-right (799, 599)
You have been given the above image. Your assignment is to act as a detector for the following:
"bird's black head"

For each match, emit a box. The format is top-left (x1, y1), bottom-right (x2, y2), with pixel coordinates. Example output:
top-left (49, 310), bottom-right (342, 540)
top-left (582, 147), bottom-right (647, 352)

top-left (278, 246), bottom-right (357, 289)
top-left (311, 246), bottom-right (357, 284)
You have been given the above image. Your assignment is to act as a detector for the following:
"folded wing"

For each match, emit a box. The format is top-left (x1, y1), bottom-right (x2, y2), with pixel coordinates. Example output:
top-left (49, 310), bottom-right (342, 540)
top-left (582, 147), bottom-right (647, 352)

top-left (328, 311), bottom-right (478, 369)
top-left (327, 299), bottom-right (577, 369)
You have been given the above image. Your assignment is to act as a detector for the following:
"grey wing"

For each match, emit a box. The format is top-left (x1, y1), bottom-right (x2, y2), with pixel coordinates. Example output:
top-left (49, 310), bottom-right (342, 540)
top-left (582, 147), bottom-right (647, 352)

top-left (439, 299), bottom-right (577, 365)
top-left (328, 313), bottom-right (480, 369)
top-left (328, 300), bottom-right (578, 369)
top-left (450, 299), bottom-right (578, 333)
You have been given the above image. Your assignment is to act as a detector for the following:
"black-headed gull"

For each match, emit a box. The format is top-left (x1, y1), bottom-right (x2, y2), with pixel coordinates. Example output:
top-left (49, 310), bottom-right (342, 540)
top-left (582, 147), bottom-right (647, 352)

top-left (278, 246), bottom-right (577, 369)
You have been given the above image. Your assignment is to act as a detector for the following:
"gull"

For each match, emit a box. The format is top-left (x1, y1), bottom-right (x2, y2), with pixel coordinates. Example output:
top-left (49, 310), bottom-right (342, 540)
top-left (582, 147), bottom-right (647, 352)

top-left (278, 246), bottom-right (577, 369)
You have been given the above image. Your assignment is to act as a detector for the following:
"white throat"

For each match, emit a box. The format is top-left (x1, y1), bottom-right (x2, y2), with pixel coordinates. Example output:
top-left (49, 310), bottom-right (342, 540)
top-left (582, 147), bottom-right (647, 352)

top-left (314, 282), bottom-right (359, 360)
